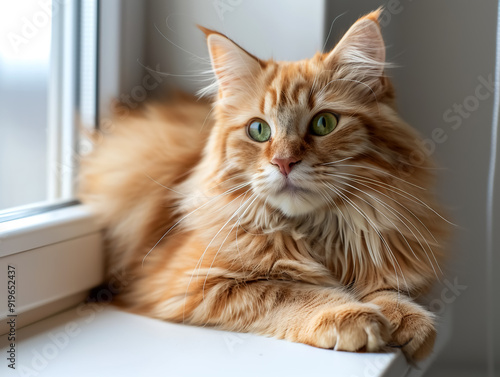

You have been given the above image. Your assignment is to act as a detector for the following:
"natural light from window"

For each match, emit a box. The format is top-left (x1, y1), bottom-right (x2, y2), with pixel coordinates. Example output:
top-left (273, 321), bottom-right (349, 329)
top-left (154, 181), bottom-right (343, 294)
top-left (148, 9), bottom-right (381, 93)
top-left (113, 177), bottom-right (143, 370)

top-left (0, 0), bottom-right (53, 211)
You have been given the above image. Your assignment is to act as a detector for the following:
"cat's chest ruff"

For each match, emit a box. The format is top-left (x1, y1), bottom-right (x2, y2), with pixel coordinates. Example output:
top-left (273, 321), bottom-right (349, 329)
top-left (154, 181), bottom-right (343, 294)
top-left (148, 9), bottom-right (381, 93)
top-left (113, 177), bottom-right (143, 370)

top-left (240, 228), bottom-right (340, 281)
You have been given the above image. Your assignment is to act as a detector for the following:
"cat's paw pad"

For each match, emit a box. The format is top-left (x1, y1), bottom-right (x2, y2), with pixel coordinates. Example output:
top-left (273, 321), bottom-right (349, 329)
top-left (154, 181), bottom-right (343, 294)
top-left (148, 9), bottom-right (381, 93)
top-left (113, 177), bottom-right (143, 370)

top-left (372, 297), bottom-right (436, 361)
top-left (305, 303), bottom-right (390, 352)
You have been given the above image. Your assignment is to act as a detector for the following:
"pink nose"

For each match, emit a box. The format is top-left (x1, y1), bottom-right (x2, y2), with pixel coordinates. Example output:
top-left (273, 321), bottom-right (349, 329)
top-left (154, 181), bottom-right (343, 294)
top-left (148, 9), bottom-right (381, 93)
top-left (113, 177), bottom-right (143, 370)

top-left (271, 157), bottom-right (301, 176)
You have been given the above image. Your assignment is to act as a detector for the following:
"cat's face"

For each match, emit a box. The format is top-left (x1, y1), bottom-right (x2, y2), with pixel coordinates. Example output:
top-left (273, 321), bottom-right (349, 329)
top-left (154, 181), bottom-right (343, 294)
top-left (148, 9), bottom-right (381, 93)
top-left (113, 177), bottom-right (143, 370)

top-left (203, 11), bottom-right (416, 217)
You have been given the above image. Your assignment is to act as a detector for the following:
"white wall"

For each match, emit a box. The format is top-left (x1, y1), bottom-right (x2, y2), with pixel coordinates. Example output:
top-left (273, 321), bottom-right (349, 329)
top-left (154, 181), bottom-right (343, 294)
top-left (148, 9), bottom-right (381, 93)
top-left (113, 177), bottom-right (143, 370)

top-left (143, 0), bottom-right (326, 94)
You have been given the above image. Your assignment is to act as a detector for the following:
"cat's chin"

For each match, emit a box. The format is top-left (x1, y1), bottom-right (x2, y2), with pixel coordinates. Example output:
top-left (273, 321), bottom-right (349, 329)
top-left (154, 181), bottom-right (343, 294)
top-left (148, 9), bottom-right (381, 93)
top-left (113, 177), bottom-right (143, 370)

top-left (266, 192), bottom-right (325, 217)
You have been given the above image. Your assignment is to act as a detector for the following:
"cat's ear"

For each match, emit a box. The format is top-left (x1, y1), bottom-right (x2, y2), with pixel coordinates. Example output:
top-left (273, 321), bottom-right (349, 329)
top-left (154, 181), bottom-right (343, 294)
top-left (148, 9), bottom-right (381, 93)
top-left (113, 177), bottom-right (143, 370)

top-left (199, 26), bottom-right (263, 97)
top-left (325, 9), bottom-right (386, 88)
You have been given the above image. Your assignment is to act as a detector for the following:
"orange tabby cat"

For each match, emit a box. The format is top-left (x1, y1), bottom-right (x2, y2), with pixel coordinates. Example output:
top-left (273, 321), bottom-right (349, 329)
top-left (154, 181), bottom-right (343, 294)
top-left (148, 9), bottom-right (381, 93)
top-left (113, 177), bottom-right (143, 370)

top-left (80, 10), bottom-right (448, 361)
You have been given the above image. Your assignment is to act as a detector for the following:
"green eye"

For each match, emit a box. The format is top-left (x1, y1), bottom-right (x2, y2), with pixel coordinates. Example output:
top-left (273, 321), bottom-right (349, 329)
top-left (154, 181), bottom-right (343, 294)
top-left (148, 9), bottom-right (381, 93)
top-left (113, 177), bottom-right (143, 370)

top-left (247, 119), bottom-right (271, 142)
top-left (310, 112), bottom-right (339, 136)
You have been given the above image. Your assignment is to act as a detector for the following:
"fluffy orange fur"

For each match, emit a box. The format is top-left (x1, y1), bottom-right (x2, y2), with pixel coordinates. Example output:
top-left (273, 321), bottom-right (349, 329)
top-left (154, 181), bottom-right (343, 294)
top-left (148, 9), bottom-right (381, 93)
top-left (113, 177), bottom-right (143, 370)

top-left (79, 10), bottom-right (449, 361)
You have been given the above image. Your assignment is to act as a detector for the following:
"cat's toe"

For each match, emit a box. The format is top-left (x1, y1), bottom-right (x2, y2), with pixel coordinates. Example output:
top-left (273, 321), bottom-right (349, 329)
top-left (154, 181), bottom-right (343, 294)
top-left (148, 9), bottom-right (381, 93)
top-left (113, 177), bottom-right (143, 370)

top-left (390, 311), bottom-right (436, 361)
top-left (371, 295), bottom-right (436, 361)
top-left (304, 303), bottom-right (391, 352)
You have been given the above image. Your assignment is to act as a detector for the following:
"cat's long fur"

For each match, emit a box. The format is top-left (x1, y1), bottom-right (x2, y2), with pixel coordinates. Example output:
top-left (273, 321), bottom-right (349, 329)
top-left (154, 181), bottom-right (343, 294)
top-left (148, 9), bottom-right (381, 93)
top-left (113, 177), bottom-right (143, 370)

top-left (80, 10), bottom-right (449, 360)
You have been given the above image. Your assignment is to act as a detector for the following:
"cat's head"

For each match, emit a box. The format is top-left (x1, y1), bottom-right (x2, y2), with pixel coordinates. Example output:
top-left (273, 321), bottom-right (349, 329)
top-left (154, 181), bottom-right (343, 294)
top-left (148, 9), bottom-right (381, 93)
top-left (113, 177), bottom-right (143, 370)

top-left (200, 10), bottom-right (428, 218)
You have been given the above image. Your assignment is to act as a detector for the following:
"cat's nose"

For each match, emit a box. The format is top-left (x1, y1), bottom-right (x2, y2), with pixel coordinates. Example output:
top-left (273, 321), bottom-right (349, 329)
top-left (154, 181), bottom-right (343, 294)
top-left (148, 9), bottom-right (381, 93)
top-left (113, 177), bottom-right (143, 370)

top-left (271, 157), bottom-right (301, 176)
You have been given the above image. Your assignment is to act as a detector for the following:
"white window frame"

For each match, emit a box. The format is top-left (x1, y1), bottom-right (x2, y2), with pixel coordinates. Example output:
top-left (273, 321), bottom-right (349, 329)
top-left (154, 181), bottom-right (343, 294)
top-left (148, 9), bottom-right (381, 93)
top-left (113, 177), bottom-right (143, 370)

top-left (46, 0), bottom-right (79, 200)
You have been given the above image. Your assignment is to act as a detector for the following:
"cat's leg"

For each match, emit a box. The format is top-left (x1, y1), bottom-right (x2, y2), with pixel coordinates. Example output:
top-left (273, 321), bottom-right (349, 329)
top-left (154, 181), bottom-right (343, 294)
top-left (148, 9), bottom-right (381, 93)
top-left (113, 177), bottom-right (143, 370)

top-left (360, 290), bottom-right (436, 361)
top-left (176, 280), bottom-right (391, 352)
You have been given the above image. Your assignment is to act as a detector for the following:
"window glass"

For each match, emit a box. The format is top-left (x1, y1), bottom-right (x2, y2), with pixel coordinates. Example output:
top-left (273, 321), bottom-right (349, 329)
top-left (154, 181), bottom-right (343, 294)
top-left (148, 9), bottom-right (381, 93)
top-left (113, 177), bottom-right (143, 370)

top-left (0, 0), bottom-right (53, 211)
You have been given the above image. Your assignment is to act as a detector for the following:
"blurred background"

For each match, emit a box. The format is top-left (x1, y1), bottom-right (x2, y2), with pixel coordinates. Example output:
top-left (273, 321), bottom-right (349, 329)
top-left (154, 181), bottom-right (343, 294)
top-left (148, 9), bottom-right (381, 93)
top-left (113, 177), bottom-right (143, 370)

top-left (1, 1), bottom-right (498, 375)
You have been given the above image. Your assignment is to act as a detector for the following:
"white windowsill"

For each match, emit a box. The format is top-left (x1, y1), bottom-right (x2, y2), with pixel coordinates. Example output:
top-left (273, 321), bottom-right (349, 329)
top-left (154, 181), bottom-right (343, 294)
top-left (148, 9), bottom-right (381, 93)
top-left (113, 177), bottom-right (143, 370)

top-left (0, 204), bottom-right (101, 258)
top-left (1, 306), bottom-right (415, 377)
top-left (0, 304), bottom-right (453, 377)
top-left (0, 205), bottom-right (104, 334)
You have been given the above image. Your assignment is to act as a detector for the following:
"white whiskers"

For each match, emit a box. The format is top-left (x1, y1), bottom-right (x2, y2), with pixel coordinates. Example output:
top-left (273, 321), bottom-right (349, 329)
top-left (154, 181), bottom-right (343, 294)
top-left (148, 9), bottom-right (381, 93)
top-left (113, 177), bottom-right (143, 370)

top-left (141, 182), bottom-right (251, 267)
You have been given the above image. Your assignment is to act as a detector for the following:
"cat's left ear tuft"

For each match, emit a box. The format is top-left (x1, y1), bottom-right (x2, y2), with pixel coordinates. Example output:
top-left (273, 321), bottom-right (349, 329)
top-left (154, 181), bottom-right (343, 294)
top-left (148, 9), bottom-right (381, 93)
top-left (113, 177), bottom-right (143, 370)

top-left (325, 9), bottom-right (387, 85)
top-left (199, 26), bottom-right (263, 98)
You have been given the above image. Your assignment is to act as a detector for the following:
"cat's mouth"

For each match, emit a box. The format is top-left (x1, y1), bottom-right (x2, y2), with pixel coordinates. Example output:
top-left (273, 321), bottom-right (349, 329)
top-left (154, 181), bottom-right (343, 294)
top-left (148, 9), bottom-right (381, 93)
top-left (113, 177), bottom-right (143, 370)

top-left (265, 178), bottom-right (324, 217)
top-left (277, 179), bottom-right (310, 195)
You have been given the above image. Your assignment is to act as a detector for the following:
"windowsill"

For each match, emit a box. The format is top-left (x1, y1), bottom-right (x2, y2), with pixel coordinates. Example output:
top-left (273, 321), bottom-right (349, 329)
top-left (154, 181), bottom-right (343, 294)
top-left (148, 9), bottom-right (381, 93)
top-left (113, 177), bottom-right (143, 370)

top-left (0, 204), bottom-right (101, 258)
top-left (0, 205), bottom-right (104, 334)
top-left (0, 305), bottom-right (418, 376)
top-left (0, 303), bottom-right (452, 377)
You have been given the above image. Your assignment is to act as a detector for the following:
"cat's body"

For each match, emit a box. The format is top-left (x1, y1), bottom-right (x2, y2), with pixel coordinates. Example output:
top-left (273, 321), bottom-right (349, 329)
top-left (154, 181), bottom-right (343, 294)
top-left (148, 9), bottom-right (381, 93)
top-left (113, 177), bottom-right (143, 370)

top-left (80, 10), bottom-right (448, 360)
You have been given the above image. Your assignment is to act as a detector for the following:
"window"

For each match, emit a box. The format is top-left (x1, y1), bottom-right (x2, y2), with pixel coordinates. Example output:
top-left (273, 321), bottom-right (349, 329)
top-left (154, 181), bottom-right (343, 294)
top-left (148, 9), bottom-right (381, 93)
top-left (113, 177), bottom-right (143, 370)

top-left (0, 0), bottom-right (102, 332)
top-left (0, 1), bottom-right (53, 211)
top-left (0, 0), bottom-right (97, 217)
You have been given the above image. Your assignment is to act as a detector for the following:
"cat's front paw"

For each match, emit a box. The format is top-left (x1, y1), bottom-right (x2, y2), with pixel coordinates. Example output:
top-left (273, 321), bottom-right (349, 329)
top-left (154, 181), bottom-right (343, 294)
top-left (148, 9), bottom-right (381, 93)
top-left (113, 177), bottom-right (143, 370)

top-left (301, 303), bottom-right (390, 352)
top-left (370, 295), bottom-right (436, 361)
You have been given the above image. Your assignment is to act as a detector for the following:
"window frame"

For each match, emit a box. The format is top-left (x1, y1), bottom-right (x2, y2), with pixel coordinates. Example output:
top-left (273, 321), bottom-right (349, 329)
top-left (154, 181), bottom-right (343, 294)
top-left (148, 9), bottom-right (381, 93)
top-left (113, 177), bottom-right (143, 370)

top-left (46, 0), bottom-right (79, 201)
